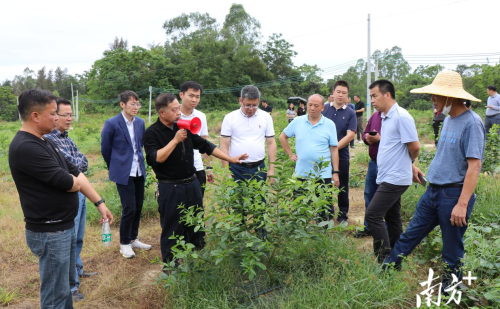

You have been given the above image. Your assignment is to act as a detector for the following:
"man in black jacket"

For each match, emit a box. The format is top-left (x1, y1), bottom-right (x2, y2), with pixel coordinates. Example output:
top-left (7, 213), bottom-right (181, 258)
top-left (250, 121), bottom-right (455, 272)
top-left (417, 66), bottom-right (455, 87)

top-left (143, 93), bottom-right (247, 265)
top-left (9, 89), bottom-right (113, 309)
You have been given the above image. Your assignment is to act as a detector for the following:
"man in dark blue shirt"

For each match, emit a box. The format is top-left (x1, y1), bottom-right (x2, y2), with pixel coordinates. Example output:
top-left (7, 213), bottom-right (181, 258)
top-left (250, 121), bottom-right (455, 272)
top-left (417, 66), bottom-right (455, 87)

top-left (322, 80), bottom-right (357, 222)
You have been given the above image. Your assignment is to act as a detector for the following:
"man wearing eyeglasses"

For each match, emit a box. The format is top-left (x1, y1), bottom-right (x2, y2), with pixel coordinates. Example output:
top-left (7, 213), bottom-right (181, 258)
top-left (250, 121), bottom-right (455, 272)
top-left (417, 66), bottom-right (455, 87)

top-left (220, 85), bottom-right (277, 184)
top-left (44, 98), bottom-right (97, 301)
top-left (101, 90), bottom-right (151, 259)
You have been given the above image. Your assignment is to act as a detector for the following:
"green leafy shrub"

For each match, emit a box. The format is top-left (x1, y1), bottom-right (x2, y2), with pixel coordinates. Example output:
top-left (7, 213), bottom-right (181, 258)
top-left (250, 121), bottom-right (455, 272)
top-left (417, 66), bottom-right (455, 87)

top-left (162, 157), bottom-right (341, 287)
top-left (482, 124), bottom-right (500, 173)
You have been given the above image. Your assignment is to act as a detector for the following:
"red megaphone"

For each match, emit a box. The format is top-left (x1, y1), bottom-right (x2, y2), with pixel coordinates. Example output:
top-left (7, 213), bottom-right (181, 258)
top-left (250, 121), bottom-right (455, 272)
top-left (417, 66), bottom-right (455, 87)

top-left (174, 117), bottom-right (202, 134)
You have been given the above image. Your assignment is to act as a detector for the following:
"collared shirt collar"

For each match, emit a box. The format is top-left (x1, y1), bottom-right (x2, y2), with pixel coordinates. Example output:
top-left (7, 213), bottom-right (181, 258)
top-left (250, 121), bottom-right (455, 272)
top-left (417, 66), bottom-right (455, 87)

top-left (330, 102), bottom-right (347, 110)
top-left (121, 112), bottom-right (135, 124)
top-left (306, 114), bottom-right (325, 126)
top-left (381, 102), bottom-right (399, 119)
top-left (51, 128), bottom-right (68, 138)
top-left (239, 108), bottom-right (258, 118)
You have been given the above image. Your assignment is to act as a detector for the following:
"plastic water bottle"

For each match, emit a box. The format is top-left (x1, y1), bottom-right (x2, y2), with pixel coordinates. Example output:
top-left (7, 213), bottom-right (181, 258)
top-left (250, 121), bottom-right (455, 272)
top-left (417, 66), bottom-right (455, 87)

top-left (102, 219), bottom-right (111, 246)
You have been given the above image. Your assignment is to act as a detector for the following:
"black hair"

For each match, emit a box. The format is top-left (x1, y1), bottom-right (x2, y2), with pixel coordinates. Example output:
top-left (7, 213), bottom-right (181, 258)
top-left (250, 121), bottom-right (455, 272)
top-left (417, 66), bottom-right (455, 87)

top-left (155, 93), bottom-right (177, 112)
top-left (333, 80), bottom-right (350, 92)
top-left (55, 98), bottom-right (71, 112)
top-left (487, 85), bottom-right (497, 92)
top-left (119, 90), bottom-right (139, 104)
top-left (262, 99), bottom-right (268, 104)
top-left (369, 79), bottom-right (396, 100)
top-left (180, 81), bottom-right (203, 94)
top-left (18, 89), bottom-right (57, 121)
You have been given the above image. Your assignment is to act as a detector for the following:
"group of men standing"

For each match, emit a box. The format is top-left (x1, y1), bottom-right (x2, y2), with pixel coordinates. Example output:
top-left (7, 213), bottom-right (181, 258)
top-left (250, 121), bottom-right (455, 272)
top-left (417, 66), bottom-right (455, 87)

top-left (9, 71), bottom-right (489, 307)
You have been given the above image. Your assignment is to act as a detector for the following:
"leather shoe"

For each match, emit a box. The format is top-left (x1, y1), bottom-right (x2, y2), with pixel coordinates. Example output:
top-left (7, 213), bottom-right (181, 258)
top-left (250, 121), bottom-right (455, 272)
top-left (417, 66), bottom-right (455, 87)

top-left (353, 229), bottom-right (372, 238)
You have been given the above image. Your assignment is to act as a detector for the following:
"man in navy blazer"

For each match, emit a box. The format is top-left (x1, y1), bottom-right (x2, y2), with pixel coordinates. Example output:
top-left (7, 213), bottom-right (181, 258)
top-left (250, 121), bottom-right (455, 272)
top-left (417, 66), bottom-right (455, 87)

top-left (101, 90), bottom-right (151, 259)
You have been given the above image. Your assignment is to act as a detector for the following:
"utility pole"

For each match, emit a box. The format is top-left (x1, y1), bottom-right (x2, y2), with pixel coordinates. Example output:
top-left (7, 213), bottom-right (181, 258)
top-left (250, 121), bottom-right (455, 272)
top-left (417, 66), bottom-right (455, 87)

top-left (17, 96), bottom-right (21, 121)
top-left (71, 83), bottom-right (75, 111)
top-left (366, 13), bottom-right (372, 119)
top-left (76, 90), bottom-right (79, 122)
top-left (149, 86), bottom-right (152, 123)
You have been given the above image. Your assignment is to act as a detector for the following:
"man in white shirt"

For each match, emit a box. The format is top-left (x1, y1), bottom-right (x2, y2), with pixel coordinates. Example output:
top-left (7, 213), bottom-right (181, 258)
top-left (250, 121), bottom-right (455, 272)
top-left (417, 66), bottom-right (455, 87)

top-left (179, 81), bottom-right (213, 197)
top-left (485, 85), bottom-right (500, 136)
top-left (220, 85), bottom-right (277, 184)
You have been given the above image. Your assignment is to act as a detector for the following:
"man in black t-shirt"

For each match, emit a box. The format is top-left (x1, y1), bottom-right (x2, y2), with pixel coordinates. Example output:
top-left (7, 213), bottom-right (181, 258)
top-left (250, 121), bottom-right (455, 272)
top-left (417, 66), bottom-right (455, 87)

top-left (143, 93), bottom-right (247, 266)
top-left (9, 89), bottom-right (113, 308)
top-left (354, 95), bottom-right (365, 142)
top-left (261, 99), bottom-right (272, 114)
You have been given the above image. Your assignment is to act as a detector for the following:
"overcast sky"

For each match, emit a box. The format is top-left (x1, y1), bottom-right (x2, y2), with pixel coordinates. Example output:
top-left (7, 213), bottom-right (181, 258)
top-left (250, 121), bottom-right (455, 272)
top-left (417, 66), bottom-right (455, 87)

top-left (1, 0), bottom-right (499, 83)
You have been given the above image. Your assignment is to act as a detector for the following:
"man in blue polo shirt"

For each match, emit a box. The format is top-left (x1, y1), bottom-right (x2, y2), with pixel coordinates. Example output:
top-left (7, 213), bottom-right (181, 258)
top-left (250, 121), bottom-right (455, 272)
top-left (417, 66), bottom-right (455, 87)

top-left (322, 80), bottom-right (357, 222)
top-left (365, 79), bottom-right (420, 264)
top-left (280, 94), bottom-right (340, 188)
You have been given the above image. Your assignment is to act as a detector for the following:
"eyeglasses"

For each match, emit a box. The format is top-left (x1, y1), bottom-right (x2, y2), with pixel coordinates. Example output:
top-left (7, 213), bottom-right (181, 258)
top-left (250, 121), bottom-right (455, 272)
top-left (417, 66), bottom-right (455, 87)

top-left (57, 114), bottom-right (73, 119)
top-left (243, 104), bottom-right (259, 109)
top-left (129, 102), bottom-right (141, 108)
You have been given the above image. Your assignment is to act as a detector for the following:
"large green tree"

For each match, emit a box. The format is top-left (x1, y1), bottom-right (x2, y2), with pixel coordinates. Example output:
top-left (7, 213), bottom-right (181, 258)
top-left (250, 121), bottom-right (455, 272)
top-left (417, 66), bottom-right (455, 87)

top-left (0, 86), bottom-right (19, 121)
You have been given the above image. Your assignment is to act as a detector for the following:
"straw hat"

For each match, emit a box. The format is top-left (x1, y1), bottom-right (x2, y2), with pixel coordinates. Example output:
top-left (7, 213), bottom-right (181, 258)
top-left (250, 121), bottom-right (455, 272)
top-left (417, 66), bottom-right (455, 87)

top-left (410, 70), bottom-right (481, 102)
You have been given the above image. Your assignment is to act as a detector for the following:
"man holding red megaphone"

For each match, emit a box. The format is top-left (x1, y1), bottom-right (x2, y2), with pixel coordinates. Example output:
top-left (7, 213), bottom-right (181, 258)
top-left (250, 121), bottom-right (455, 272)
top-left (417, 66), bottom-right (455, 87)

top-left (143, 93), bottom-right (248, 266)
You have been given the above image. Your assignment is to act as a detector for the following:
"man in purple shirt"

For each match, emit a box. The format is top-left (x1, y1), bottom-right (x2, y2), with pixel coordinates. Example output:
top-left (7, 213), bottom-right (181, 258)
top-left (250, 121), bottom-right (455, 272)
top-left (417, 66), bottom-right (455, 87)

top-left (354, 111), bottom-right (382, 238)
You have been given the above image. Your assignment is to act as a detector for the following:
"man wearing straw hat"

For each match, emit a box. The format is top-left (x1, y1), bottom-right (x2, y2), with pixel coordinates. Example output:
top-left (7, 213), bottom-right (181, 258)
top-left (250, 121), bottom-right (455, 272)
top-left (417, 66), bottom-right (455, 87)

top-left (384, 71), bottom-right (485, 289)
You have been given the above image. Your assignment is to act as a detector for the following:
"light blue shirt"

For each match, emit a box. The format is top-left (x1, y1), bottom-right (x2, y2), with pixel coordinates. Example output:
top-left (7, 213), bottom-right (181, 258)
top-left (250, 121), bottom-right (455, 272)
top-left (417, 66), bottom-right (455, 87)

top-left (427, 110), bottom-right (485, 185)
top-left (283, 115), bottom-right (338, 178)
top-left (486, 93), bottom-right (500, 116)
top-left (376, 103), bottom-right (419, 185)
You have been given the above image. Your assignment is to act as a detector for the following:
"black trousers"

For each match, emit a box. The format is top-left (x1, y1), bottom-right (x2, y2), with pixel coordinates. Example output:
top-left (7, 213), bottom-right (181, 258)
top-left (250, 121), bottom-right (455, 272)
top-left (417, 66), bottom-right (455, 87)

top-left (196, 170), bottom-right (207, 198)
top-left (116, 176), bottom-right (145, 244)
top-left (337, 159), bottom-right (350, 221)
top-left (365, 182), bottom-right (409, 263)
top-left (157, 180), bottom-right (205, 263)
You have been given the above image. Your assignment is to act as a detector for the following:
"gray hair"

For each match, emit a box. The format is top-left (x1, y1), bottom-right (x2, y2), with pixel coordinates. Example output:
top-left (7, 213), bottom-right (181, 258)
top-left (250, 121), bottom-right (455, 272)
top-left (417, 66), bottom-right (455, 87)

top-left (240, 85), bottom-right (261, 101)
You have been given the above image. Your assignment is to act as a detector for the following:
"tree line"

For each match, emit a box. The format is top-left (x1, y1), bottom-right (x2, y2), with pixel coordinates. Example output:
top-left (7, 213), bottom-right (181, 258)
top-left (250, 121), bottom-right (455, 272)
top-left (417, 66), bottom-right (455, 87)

top-left (1, 4), bottom-right (499, 121)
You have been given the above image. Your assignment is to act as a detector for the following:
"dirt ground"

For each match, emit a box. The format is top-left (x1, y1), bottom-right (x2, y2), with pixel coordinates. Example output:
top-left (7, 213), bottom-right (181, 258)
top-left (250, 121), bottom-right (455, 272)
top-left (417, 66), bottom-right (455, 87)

top-left (1, 145), bottom-right (378, 309)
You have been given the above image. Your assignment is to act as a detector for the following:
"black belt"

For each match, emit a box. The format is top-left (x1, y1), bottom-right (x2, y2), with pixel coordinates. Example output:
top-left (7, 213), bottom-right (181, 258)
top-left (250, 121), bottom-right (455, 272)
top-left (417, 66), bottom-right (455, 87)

top-left (240, 159), bottom-right (265, 168)
top-left (158, 174), bottom-right (197, 185)
top-left (429, 183), bottom-right (463, 188)
top-left (486, 114), bottom-right (499, 117)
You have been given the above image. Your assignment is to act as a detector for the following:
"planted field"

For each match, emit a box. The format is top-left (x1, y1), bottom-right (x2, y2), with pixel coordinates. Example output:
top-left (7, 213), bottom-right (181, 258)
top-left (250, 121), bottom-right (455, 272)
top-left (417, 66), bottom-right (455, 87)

top-left (0, 108), bottom-right (499, 308)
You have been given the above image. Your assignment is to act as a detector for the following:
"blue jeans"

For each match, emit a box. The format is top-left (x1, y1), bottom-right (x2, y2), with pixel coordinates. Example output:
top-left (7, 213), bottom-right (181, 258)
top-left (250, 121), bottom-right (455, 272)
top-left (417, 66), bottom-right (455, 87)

top-left (385, 186), bottom-right (475, 281)
top-left (363, 159), bottom-right (379, 230)
top-left (116, 176), bottom-right (145, 244)
top-left (26, 227), bottom-right (76, 309)
top-left (71, 192), bottom-right (86, 292)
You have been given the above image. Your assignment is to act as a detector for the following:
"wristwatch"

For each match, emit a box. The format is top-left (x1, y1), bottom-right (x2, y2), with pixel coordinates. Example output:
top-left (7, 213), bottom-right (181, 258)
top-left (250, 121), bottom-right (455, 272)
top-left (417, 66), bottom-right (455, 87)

top-left (94, 198), bottom-right (105, 207)
top-left (332, 171), bottom-right (340, 174)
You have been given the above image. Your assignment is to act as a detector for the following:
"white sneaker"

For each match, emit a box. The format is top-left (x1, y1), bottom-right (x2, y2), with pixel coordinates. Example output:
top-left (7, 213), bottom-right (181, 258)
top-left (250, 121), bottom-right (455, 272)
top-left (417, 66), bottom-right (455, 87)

top-left (131, 239), bottom-right (152, 250)
top-left (120, 244), bottom-right (136, 259)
